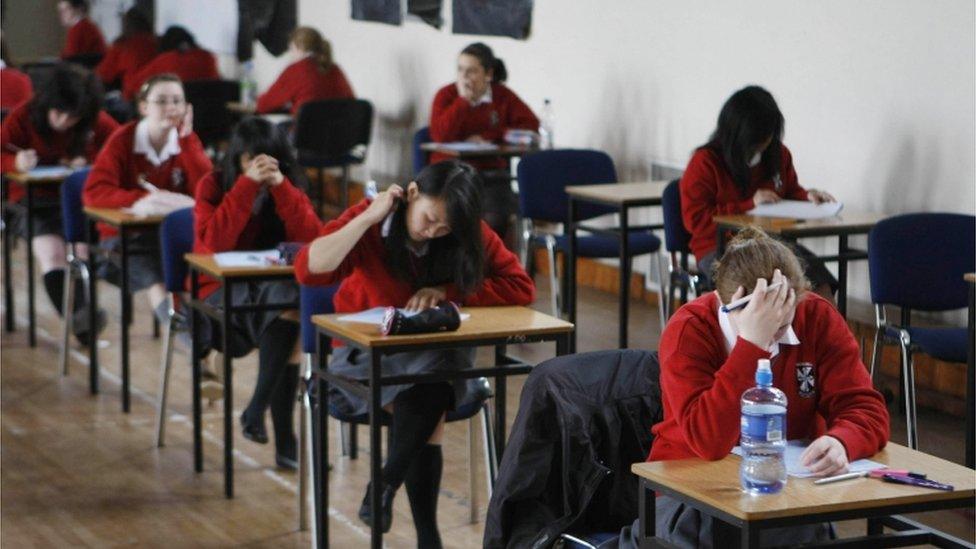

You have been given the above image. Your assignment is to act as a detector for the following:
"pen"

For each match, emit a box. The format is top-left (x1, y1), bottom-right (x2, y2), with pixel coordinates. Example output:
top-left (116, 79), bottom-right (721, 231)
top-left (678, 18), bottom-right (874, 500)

top-left (721, 281), bottom-right (785, 313)
top-left (813, 471), bottom-right (867, 485)
top-left (882, 473), bottom-right (953, 491)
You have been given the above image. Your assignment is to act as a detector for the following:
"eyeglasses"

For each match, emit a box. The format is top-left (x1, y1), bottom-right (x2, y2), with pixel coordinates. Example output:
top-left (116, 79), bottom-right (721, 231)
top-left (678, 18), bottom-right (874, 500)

top-left (148, 98), bottom-right (187, 106)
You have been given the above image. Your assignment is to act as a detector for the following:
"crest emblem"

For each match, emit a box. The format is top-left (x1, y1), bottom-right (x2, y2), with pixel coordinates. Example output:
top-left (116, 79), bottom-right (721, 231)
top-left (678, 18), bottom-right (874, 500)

top-left (796, 362), bottom-right (815, 398)
top-left (490, 110), bottom-right (500, 127)
top-left (171, 168), bottom-right (184, 189)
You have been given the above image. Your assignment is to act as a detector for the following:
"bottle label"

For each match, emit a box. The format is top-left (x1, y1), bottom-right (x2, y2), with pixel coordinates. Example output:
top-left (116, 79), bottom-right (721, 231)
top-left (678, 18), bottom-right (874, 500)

top-left (741, 405), bottom-right (785, 442)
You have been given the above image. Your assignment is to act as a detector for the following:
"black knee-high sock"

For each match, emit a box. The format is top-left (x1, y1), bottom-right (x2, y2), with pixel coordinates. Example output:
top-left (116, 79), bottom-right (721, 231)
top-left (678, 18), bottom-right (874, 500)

top-left (405, 444), bottom-right (443, 549)
top-left (270, 363), bottom-right (299, 454)
top-left (244, 319), bottom-right (299, 426)
top-left (382, 382), bottom-right (452, 490)
top-left (42, 269), bottom-right (87, 318)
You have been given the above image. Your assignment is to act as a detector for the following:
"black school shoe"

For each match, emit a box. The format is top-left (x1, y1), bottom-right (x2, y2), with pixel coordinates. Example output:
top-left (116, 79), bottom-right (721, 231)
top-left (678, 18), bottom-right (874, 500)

top-left (358, 482), bottom-right (396, 533)
top-left (240, 413), bottom-right (269, 444)
top-left (72, 307), bottom-right (107, 347)
top-left (275, 435), bottom-right (298, 470)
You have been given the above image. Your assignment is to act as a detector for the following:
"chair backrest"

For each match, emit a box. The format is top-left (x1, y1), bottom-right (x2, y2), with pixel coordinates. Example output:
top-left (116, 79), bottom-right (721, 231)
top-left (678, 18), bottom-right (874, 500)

top-left (868, 212), bottom-right (976, 311)
top-left (300, 284), bottom-right (339, 354)
top-left (412, 126), bottom-right (431, 176)
top-left (293, 99), bottom-right (373, 166)
top-left (516, 149), bottom-right (617, 224)
top-left (64, 53), bottom-right (103, 69)
top-left (158, 208), bottom-right (194, 293)
top-left (61, 168), bottom-right (91, 244)
top-left (183, 79), bottom-right (240, 145)
top-left (661, 179), bottom-right (692, 254)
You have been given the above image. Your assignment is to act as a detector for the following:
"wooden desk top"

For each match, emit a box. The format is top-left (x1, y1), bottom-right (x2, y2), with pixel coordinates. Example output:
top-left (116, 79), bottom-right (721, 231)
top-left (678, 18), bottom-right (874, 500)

top-left (632, 443), bottom-right (974, 521)
top-left (312, 306), bottom-right (573, 348)
top-left (419, 142), bottom-right (536, 159)
top-left (965, 273), bottom-right (975, 283)
top-left (566, 181), bottom-right (669, 206)
top-left (226, 101), bottom-right (256, 114)
top-left (184, 253), bottom-right (294, 279)
top-left (714, 211), bottom-right (886, 237)
top-left (4, 171), bottom-right (71, 184)
top-left (83, 207), bottom-right (165, 227)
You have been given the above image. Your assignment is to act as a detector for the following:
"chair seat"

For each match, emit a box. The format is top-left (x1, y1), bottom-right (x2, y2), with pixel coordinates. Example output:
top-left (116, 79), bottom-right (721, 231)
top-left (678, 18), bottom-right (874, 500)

top-left (908, 326), bottom-right (968, 363)
top-left (539, 232), bottom-right (661, 258)
top-left (329, 378), bottom-right (493, 425)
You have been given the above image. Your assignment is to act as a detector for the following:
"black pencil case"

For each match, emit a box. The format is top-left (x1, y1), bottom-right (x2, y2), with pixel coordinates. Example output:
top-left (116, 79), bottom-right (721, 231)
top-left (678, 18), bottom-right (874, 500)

top-left (382, 301), bottom-right (461, 335)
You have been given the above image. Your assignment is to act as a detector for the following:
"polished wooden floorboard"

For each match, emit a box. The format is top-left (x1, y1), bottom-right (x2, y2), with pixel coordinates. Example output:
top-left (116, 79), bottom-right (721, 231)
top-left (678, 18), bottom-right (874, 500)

top-left (2, 257), bottom-right (972, 547)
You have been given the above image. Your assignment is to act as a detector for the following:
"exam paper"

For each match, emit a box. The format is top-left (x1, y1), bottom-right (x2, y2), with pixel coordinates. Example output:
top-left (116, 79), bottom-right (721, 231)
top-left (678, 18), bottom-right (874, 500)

top-left (747, 200), bottom-right (843, 220)
top-left (338, 306), bottom-right (470, 325)
top-left (29, 166), bottom-right (75, 179)
top-left (213, 249), bottom-right (280, 267)
top-left (434, 142), bottom-right (499, 152)
top-left (732, 440), bottom-right (883, 478)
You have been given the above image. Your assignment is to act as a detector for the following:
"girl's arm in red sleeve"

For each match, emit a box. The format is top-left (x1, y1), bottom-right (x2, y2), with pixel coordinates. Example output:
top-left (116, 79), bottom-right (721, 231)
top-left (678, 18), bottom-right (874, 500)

top-left (499, 88), bottom-right (539, 136)
top-left (810, 298), bottom-right (890, 460)
top-left (294, 200), bottom-right (371, 286)
top-left (269, 177), bottom-right (323, 242)
top-left (90, 113), bottom-right (120, 156)
top-left (255, 67), bottom-right (293, 114)
top-left (331, 66), bottom-right (354, 98)
top-left (1, 108), bottom-right (32, 172)
top-left (82, 133), bottom-right (145, 207)
top-left (178, 133), bottom-right (213, 198)
top-left (194, 174), bottom-right (262, 252)
top-left (446, 223), bottom-right (535, 306)
top-left (659, 312), bottom-right (772, 460)
top-left (61, 26), bottom-right (80, 58)
top-left (779, 147), bottom-right (809, 201)
top-left (429, 86), bottom-right (471, 142)
top-left (680, 152), bottom-right (755, 244)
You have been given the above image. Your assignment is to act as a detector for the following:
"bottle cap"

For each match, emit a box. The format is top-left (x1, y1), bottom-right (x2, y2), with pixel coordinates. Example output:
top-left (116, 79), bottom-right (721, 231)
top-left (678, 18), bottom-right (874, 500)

top-left (756, 358), bottom-right (772, 386)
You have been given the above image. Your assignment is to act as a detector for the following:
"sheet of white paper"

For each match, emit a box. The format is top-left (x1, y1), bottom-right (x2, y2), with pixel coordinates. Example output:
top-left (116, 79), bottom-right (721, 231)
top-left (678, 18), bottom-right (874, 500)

top-left (29, 166), bottom-right (74, 179)
top-left (435, 142), bottom-right (499, 152)
top-left (338, 306), bottom-right (470, 325)
top-left (747, 200), bottom-right (844, 220)
top-left (213, 249), bottom-right (280, 267)
top-left (732, 440), bottom-right (884, 478)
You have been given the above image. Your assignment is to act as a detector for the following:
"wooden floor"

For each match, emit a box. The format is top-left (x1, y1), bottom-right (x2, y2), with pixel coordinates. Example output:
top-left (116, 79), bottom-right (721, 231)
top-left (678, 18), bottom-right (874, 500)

top-left (2, 253), bottom-right (973, 548)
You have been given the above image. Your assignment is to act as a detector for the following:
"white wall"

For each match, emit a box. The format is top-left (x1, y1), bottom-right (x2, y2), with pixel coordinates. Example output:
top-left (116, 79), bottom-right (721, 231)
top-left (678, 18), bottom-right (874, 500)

top-left (253, 0), bottom-right (975, 306)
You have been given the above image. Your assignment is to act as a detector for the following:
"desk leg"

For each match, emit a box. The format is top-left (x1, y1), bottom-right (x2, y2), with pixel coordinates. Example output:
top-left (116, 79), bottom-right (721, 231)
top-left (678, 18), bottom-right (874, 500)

top-left (556, 333), bottom-right (570, 357)
top-left (740, 523), bottom-right (759, 549)
top-left (567, 197), bottom-right (579, 353)
top-left (716, 224), bottom-right (727, 257)
top-left (3, 204), bottom-right (14, 333)
top-left (494, 345), bottom-right (507, 459)
top-left (637, 479), bottom-right (656, 549)
top-left (967, 281), bottom-right (975, 469)
top-left (619, 206), bottom-right (630, 349)
top-left (867, 517), bottom-right (883, 536)
top-left (86, 218), bottom-right (99, 395)
top-left (368, 349), bottom-right (383, 549)
top-left (190, 270), bottom-right (203, 472)
top-left (26, 184), bottom-right (35, 347)
top-left (120, 227), bottom-right (131, 413)
top-left (222, 282), bottom-right (234, 499)
top-left (314, 332), bottom-right (330, 548)
top-left (837, 234), bottom-right (849, 316)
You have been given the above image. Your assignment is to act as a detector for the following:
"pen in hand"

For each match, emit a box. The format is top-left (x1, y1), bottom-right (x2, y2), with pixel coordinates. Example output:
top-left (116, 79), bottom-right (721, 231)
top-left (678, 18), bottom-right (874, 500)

top-left (721, 281), bottom-right (785, 313)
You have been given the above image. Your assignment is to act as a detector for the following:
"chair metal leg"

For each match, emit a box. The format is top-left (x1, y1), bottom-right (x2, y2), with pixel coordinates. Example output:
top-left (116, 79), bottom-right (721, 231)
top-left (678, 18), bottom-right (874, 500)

top-left (340, 422), bottom-right (350, 457)
top-left (468, 415), bottom-right (478, 524)
top-left (298, 354), bottom-right (311, 532)
top-left (899, 330), bottom-right (919, 449)
top-left (544, 235), bottom-right (559, 318)
top-left (59, 258), bottom-right (76, 377)
top-left (481, 402), bottom-right (498, 493)
top-left (349, 421), bottom-right (359, 460)
top-left (155, 314), bottom-right (177, 447)
top-left (519, 219), bottom-right (532, 268)
top-left (653, 253), bottom-right (667, 331)
top-left (869, 305), bottom-right (887, 379)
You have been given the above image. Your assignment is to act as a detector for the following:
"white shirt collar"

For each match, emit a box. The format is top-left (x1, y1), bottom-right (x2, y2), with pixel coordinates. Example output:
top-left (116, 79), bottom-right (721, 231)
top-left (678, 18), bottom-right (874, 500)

top-left (380, 211), bottom-right (429, 256)
top-left (134, 119), bottom-right (181, 167)
top-left (471, 86), bottom-right (492, 106)
top-left (716, 291), bottom-right (800, 358)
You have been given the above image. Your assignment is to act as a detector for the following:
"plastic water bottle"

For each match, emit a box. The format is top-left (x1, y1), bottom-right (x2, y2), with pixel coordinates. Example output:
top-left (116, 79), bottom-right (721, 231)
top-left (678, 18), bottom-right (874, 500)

top-left (539, 98), bottom-right (554, 149)
top-left (740, 358), bottom-right (788, 494)
top-left (240, 61), bottom-right (257, 107)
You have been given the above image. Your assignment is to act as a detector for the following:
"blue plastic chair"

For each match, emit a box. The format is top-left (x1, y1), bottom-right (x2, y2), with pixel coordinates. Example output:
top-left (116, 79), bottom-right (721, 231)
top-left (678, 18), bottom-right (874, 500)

top-left (868, 213), bottom-right (975, 450)
top-left (153, 208), bottom-right (195, 447)
top-left (412, 126), bottom-right (431, 176)
top-left (298, 284), bottom-right (498, 524)
top-left (516, 150), bottom-right (665, 325)
top-left (57, 168), bottom-right (92, 374)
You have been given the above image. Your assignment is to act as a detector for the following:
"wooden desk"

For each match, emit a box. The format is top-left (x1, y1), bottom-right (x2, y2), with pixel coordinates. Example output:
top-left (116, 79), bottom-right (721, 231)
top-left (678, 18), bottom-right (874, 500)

top-left (633, 443), bottom-right (975, 548)
top-left (183, 253), bottom-right (297, 499)
top-left (419, 142), bottom-right (537, 159)
top-left (82, 207), bottom-right (167, 406)
top-left (310, 306), bottom-right (573, 548)
top-left (2, 170), bottom-right (72, 347)
top-left (967, 273), bottom-right (975, 469)
top-left (565, 181), bottom-right (669, 351)
top-left (226, 101), bottom-right (255, 114)
top-left (714, 211), bottom-right (887, 317)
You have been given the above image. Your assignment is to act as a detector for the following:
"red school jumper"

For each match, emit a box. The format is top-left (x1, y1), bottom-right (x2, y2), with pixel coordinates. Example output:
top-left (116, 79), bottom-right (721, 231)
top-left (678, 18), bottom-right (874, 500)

top-left (61, 17), bottom-right (107, 58)
top-left (95, 32), bottom-right (158, 91)
top-left (428, 82), bottom-right (539, 170)
top-left (680, 145), bottom-right (810, 260)
top-left (649, 291), bottom-right (889, 463)
top-left (0, 103), bottom-right (119, 203)
top-left (82, 121), bottom-right (213, 238)
top-left (124, 49), bottom-right (220, 100)
top-left (294, 199), bottom-right (536, 347)
top-left (0, 66), bottom-right (33, 110)
top-left (192, 173), bottom-right (323, 299)
top-left (256, 58), bottom-right (354, 115)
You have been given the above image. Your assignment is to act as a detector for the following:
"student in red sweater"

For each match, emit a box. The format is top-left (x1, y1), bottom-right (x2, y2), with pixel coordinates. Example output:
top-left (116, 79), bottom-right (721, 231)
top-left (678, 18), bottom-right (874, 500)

top-left (610, 228), bottom-right (888, 548)
top-left (680, 86), bottom-right (838, 302)
top-left (124, 26), bottom-right (219, 101)
top-left (58, 0), bottom-right (107, 59)
top-left (296, 160), bottom-right (535, 546)
top-left (193, 117), bottom-right (322, 469)
top-left (83, 73), bottom-right (211, 322)
top-left (256, 26), bottom-right (354, 116)
top-left (1, 40), bottom-right (33, 111)
top-left (95, 8), bottom-right (157, 93)
top-left (1, 64), bottom-right (117, 342)
top-left (429, 42), bottom-right (539, 237)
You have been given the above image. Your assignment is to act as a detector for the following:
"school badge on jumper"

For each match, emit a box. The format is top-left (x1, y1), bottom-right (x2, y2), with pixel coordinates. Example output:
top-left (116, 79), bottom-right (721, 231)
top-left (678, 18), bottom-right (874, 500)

top-left (796, 362), bottom-right (815, 397)
top-left (171, 168), bottom-right (184, 190)
top-left (490, 110), bottom-right (499, 127)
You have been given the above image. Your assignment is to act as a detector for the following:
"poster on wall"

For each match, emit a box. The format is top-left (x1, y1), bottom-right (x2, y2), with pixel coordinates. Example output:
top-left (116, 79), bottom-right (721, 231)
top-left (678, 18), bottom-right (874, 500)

top-left (452, 0), bottom-right (532, 39)
top-left (352, 0), bottom-right (402, 26)
top-left (407, 0), bottom-right (442, 29)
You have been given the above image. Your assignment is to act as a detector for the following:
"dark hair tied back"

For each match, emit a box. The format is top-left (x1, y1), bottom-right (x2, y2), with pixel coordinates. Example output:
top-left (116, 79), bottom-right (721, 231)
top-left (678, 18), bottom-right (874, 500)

top-left (461, 42), bottom-right (508, 83)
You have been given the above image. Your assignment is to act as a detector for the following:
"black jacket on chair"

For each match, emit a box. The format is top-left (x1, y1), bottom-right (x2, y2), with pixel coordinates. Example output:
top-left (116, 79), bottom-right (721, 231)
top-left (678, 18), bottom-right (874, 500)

top-left (484, 350), bottom-right (662, 548)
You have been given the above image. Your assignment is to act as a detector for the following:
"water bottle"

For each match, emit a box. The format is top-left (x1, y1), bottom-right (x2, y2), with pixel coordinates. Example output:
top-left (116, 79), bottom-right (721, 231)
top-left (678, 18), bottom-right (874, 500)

top-left (539, 98), bottom-right (554, 149)
top-left (240, 61), bottom-right (257, 107)
top-left (740, 358), bottom-right (788, 494)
